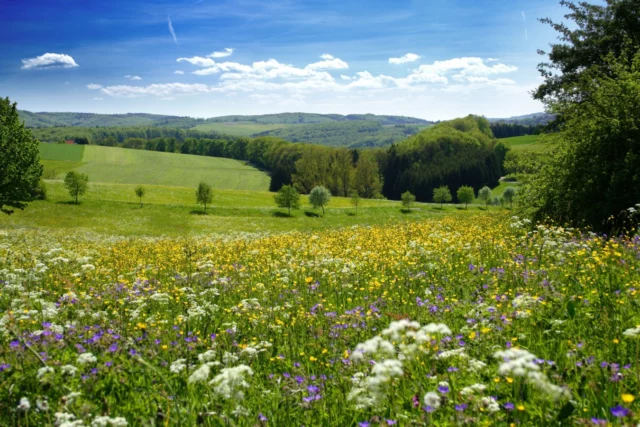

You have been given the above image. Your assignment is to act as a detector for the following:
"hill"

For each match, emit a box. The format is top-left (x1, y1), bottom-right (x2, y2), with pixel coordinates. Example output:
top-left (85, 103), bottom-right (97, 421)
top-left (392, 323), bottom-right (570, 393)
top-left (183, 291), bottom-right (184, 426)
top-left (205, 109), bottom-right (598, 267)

top-left (252, 121), bottom-right (429, 148)
top-left (489, 112), bottom-right (555, 125)
top-left (39, 143), bottom-right (270, 191)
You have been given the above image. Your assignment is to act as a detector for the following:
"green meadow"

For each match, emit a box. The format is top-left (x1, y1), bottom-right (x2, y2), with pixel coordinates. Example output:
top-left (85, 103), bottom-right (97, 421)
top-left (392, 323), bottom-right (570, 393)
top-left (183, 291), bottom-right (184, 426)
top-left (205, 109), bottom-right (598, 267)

top-left (39, 143), bottom-right (271, 191)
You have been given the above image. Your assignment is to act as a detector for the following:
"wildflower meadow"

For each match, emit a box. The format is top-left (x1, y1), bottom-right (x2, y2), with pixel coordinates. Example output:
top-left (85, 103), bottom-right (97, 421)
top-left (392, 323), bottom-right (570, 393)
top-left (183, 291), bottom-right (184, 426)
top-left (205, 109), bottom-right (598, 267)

top-left (1, 215), bottom-right (639, 426)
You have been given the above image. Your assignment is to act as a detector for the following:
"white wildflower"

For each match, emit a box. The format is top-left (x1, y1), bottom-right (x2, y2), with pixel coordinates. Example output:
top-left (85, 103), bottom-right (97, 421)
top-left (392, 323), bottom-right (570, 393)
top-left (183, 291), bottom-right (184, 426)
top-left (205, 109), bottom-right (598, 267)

top-left (36, 398), bottom-right (49, 412)
top-left (169, 359), bottom-right (187, 373)
top-left (623, 327), bottom-right (640, 338)
top-left (197, 350), bottom-right (217, 363)
top-left (351, 336), bottom-right (395, 362)
top-left (480, 396), bottom-right (500, 413)
top-left (461, 383), bottom-right (487, 396)
top-left (209, 365), bottom-right (253, 401)
top-left (17, 397), bottom-right (31, 411)
top-left (37, 366), bottom-right (55, 380)
top-left (60, 365), bottom-right (78, 376)
top-left (423, 392), bottom-right (441, 409)
top-left (77, 352), bottom-right (97, 365)
top-left (91, 416), bottom-right (128, 426)
top-left (188, 364), bottom-right (211, 384)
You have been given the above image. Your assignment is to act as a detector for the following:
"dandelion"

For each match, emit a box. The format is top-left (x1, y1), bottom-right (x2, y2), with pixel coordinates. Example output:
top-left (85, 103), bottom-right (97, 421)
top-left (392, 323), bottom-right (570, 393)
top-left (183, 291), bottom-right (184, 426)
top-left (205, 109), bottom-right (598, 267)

top-left (621, 393), bottom-right (634, 403)
top-left (423, 392), bottom-right (441, 410)
top-left (17, 397), bottom-right (30, 411)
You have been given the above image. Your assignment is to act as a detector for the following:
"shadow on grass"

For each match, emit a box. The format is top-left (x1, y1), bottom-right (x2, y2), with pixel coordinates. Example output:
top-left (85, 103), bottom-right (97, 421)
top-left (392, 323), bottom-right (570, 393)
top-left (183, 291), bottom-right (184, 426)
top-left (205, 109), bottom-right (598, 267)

top-left (345, 211), bottom-right (356, 217)
top-left (56, 201), bottom-right (81, 205)
top-left (456, 206), bottom-right (467, 210)
top-left (272, 211), bottom-right (293, 218)
top-left (190, 210), bottom-right (208, 215)
top-left (400, 209), bottom-right (413, 214)
top-left (304, 211), bottom-right (321, 218)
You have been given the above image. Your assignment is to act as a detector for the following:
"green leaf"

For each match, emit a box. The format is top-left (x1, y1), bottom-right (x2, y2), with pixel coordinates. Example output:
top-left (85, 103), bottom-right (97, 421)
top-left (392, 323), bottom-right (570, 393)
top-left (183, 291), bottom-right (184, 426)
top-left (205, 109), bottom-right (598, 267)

top-left (557, 401), bottom-right (575, 421)
top-left (567, 300), bottom-right (576, 319)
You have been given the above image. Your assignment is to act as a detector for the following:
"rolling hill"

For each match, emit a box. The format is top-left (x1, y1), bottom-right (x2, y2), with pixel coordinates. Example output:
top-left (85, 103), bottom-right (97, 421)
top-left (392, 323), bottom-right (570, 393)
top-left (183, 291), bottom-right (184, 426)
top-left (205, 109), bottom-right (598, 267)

top-left (39, 143), bottom-right (270, 191)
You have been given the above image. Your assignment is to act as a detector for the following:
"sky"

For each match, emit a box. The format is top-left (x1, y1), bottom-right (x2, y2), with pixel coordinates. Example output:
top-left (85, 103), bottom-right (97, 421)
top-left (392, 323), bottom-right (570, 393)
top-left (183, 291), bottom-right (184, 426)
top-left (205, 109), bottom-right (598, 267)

top-left (0, 0), bottom-right (572, 120)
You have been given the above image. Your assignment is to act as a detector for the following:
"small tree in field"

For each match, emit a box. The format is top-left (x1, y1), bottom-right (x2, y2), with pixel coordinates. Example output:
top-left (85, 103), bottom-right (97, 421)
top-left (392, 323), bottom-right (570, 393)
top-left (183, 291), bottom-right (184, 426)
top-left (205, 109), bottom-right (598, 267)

top-left (478, 186), bottom-right (492, 208)
top-left (503, 187), bottom-right (516, 209)
top-left (274, 185), bottom-right (300, 216)
top-left (135, 185), bottom-right (146, 207)
top-left (350, 190), bottom-right (361, 214)
top-left (309, 186), bottom-right (331, 216)
top-left (64, 171), bottom-right (89, 203)
top-left (457, 186), bottom-right (475, 209)
top-left (196, 182), bottom-right (213, 214)
top-left (401, 191), bottom-right (416, 211)
top-left (433, 185), bottom-right (452, 208)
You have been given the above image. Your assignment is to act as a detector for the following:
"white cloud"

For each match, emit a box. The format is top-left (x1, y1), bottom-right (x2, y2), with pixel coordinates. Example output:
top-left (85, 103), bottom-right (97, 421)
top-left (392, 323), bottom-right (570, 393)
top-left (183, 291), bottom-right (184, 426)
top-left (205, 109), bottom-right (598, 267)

top-left (306, 54), bottom-right (348, 71)
top-left (92, 97), bottom-right (104, 101)
top-left (209, 48), bottom-right (234, 58)
top-left (99, 83), bottom-right (214, 98)
top-left (96, 55), bottom-right (521, 108)
top-left (124, 75), bottom-right (142, 81)
top-left (168, 16), bottom-right (178, 45)
top-left (174, 70), bottom-right (185, 75)
top-left (86, 84), bottom-right (103, 90)
top-left (389, 53), bottom-right (421, 64)
top-left (21, 53), bottom-right (79, 70)
top-left (486, 58), bottom-right (498, 62)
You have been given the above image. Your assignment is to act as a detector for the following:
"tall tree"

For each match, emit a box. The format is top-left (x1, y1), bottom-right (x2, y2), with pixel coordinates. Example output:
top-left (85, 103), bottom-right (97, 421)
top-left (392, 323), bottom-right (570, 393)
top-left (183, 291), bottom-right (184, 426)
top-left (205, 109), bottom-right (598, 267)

top-left (457, 186), bottom-right (475, 209)
top-left (0, 97), bottom-right (43, 214)
top-left (354, 155), bottom-right (382, 199)
top-left (64, 171), bottom-right (89, 204)
top-left (535, 0), bottom-right (640, 106)
top-left (196, 182), bottom-right (213, 214)
top-left (328, 148), bottom-right (355, 197)
top-left (433, 186), bottom-right (452, 208)
top-left (309, 186), bottom-right (331, 216)
top-left (292, 146), bottom-right (331, 193)
top-left (274, 184), bottom-right (300, 216)
top-left (520, 52), bottom-right (640, 230)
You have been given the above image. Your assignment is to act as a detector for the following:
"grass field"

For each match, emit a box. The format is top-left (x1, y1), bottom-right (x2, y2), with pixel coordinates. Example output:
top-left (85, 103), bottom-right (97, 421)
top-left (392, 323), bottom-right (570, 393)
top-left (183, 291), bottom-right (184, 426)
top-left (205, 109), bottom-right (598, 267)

top-left (504, 134), bottom-right (557, 153)
top-left (39, 143), bottom-right (270, 191)
top-left (0, 180), bottom-right (496, 236)
top-left (193, 122), bottom-right (289, 136)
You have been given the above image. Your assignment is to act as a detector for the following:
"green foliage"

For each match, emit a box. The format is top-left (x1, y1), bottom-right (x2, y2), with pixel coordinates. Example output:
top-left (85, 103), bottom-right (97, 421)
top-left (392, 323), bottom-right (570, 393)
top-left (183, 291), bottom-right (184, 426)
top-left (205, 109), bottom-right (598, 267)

top-left (432, 185), bottom-right (452, 207)
top-left (135, 185), bottom-right (146, 207)
top-left (0, 97), bottom-right (43, 214)
top-left (354, 154), bottom-right (383, 199)
top-left (519, 52), bottom-right (640, 230)
top-left (274, 185), bottom-right (300, 215)
top-left (401, 191), bottom-right (416, 210)
top-left (196, 182), bottom-right (213, 213)
top-left (350, 191), bottom-right (361, 213)
top-left (309, 186), bottom-right (331, 216)
top-left (382, 115), bottom-right (501, 202)
top-left (63, 171), bottom-right (89, 203)
top-left (478, 186), bottom-right (492, 208)
top-left (535, 0), bottom-right (640, 105)
top-left (503, 187), bottom-right (517, 208)
top-left (457, 186), bottom-right (475, 208)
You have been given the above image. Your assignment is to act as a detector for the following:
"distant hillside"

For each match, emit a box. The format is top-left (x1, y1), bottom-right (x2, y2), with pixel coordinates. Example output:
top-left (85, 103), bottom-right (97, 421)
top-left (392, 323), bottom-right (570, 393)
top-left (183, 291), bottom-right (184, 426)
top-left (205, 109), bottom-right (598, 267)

top-left (20, 110), bottom-right (432, 148)
top-left (488, 112), bottom-right (555, 126)
top-left (253, 121), bottom-right (430, 148)
top-left (18, 111), bottom-right (203, 128)
top-left (19, 110), bottom-right (430, 129)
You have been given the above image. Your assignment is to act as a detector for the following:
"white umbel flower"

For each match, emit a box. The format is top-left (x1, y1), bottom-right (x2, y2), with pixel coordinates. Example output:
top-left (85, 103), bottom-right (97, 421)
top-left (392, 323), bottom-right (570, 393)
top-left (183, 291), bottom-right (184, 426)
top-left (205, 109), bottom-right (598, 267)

top-left (91, 415), bottom-right (128, 426)
top-left (17, 397), bottom-right (30, 411)
top-left (423, 392), bottom-right (441, 409)
top-left (77, 352), bottom-right (97, 365)
top-left (188, 364), bottom-right (211, 384)
top-left (209, 365), bottom-right (254, 401)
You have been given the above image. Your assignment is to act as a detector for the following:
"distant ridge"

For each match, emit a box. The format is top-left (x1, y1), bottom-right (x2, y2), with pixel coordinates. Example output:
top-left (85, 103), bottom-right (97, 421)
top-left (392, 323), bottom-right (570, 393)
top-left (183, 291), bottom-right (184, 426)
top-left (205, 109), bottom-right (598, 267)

top-left (488, 112), bottom-right (554, 125)
top-left (18, 110), bottom-right (431, 129)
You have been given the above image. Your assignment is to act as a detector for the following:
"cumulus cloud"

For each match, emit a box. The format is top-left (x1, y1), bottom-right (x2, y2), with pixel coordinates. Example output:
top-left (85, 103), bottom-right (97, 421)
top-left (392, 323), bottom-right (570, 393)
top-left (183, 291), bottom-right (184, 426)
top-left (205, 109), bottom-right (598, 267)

top-left (209, 48), bottom-right (234, 58)
top-left (306, 54), bottom-right (349, 71)
top-left (99, 83), bottom-right (213, 98)
top-left (174, 70), bottom-right (185, 75)
top-left (86, 84), bottom-right (103, 90)
top-left (95, 55), bottom-right (520, 101)
top-left (124, 75), bottom-right (142, 81)
top-left (389, 53), bottom-right (421, 64)
top-left (21, 53), bottom-right (79, 70)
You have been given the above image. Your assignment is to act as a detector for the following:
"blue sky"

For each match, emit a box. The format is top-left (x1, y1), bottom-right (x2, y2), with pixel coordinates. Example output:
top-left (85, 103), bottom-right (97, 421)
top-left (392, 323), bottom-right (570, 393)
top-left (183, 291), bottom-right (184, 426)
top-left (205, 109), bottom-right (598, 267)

top-left (0, 0), bottom-right (571, 119)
